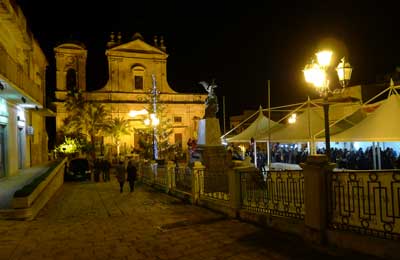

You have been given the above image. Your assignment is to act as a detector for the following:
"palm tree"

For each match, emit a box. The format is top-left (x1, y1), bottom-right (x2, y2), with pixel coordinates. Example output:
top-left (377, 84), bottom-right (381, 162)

top-left (61, 88), bottom-right (109, 160)
top-left (104, 117), bottom-right (132, 157)
top-left (82, 102), bottom-right (109, 160)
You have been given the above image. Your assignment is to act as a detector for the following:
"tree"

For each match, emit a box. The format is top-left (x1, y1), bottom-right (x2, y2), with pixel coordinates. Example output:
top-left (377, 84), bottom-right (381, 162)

top-left (83, 102), bottom-right (109, 160)
top-left (104, 117), bottom-right (132, 157)
top-left (60, 88), bottom-right (109, 160)
top-left (54, 136), bottom-right (84, 157)
top-left (136, 76), bottom-right (174, 160)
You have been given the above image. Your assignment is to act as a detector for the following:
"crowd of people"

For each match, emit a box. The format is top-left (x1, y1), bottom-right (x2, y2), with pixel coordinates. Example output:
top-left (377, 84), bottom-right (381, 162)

top-left (230, 142), bottom-right (400, 170)
top-left (93, 158), bottom-right (111, 182)
top-left (116, 159), bottom-right (138, 193)
top-left (319, 147), bottom-right (400, 170)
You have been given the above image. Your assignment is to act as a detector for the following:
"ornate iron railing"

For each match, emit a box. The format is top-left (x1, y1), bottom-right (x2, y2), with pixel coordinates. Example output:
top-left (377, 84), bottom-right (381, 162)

top-left (199, 169), bottom-right (230, 201)
top-left (154, 165), bottom-right (167, 186)
top-left (141, 164), bottom-right (154, 184)
top-left (240, 169), bottom-right (305, 219)
top-left (329, 170), bottom-right (400, 240)
top-left (174, 166), bottom-right (192, 194)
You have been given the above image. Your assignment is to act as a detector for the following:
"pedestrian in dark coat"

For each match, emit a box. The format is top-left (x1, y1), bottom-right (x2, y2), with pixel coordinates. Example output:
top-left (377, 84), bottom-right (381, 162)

top-left (102, 159), bottom-right (111, 181)
top-left (126, 160), bottom-right (137, 192)
top-left (116, 160), bottom-right (126, 193)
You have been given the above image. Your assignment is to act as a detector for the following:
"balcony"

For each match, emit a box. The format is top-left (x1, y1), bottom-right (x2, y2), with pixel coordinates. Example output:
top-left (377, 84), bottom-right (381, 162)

top-left (0, 46), bottom-right (43, 106)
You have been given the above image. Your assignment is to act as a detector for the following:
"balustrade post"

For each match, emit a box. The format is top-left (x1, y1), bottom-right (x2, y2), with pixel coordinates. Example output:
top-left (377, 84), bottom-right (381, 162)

top-left (229, 166), bottom-right (245, 217)
top-left (192, 161), bottom-right (205, 205)
top-left (152, 162), bottom-right (157, 185)
top-left (166, 161), bottom-right (175, 192)
top-left (301, 154), bottom-right (335, 245)
top-left (138, 161), bottom-right (143, 182)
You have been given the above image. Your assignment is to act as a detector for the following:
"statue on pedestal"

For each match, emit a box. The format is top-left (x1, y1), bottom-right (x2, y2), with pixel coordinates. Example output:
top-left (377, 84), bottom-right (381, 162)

top-left (199, 80), bottom-right (218, 118)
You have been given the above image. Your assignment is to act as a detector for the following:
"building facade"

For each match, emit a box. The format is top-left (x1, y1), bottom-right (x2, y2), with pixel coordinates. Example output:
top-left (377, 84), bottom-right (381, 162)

top-left (0, 0), bottom-right (50, 178)
top-left (53, 32), bottom-right (207, 158)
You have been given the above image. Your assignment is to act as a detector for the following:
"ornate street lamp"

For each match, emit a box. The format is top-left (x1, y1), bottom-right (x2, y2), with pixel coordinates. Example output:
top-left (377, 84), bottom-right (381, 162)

top-left (144, 113), bottom-right (159, 160)
top-left (303, 50), bottom-right (352, 160)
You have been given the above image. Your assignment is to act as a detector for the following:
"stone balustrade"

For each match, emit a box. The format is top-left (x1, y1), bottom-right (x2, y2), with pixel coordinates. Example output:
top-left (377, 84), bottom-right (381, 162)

top-left (138, 156), bottom-right (400, 259)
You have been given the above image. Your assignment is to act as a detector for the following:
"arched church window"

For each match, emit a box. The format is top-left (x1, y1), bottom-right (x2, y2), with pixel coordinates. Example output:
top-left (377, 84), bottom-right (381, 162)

top-left (66, 68), bottom-right (77, 91)
top-left (131, 65), bottom-right (145, 90)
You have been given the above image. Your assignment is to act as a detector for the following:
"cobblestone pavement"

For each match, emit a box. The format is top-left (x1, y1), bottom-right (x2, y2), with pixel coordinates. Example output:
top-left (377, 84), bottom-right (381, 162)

top-left (0, 179), bottom-right (382, 260)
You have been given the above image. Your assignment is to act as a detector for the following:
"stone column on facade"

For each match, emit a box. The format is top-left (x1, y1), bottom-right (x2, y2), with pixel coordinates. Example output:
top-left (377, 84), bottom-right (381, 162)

top-left (300, 154), bottom-right (335, 245)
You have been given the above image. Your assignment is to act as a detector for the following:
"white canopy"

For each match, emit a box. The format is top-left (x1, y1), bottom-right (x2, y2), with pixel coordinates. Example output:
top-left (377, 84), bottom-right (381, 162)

top-left (256, 105), bottom-right (326, 143)
top-left (329, 92), bottom-right (400, 142)
top-left (226, 106), bottom-right (280, 143)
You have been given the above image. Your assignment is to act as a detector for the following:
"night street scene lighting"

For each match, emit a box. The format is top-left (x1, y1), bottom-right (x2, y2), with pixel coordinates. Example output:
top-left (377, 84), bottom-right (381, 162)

top-left (303, 50), bottom-right (352, 160)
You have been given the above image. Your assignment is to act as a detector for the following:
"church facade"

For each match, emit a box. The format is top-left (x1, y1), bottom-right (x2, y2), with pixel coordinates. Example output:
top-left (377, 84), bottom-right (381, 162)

top-left (53, 33), bottom-right (207, 158)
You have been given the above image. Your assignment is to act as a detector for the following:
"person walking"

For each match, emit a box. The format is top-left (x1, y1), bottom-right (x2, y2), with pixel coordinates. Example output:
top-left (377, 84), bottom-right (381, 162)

top-left (102, 159), bottom-right (111, 182)
top-left (116, 160), bottom-right (126, 193)
top-left (126, 160), bottom-right (137, 192)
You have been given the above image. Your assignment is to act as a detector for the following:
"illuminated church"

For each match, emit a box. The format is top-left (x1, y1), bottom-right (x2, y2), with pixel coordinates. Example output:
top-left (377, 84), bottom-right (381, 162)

top-left (53, 32), bottom-right (207, 157)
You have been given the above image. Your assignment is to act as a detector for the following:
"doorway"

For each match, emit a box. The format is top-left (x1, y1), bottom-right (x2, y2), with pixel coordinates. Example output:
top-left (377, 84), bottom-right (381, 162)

top-left (17, 127), bottom-right (24, 169)
top-left (0, 124), bottom-right (6, 177)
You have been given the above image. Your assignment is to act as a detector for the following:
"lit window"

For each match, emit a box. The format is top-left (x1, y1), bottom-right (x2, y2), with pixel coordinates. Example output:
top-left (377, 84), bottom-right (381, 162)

top-left (131, 65), bottom-right (145, 91)
top-left (174, 116), bottom-right (182, 123)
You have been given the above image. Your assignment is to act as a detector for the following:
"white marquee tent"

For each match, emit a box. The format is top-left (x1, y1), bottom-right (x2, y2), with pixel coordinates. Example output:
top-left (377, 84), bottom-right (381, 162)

top-left (255, 99), bottom-right (346, 142)
top-left (328, 88), bottom-right (400, 142)
top-left (225, 106), bottom-right (281, 143)
top-left (257, 105), bottom-right (325, 143)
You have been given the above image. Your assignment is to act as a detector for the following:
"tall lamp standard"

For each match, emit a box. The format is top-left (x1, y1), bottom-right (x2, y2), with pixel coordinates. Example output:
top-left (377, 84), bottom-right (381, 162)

top-left (144, 74), bottom-right (160, 161)
top-left (303, 50), bottom-right (352, 161)
top-left (144, 113), bottom-right (159, 160)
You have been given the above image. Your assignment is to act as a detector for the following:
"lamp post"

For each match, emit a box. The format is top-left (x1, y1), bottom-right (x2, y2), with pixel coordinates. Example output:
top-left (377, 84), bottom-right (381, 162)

top-left (303, 50), bottom-right (352, 161)
top-left (143, 74), bottom-right (161, 161)
top-left (144, 113), bottom-right (159, 160)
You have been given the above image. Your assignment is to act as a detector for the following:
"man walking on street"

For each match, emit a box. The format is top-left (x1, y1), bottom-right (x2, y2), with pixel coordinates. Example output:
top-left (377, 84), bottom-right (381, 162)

top-left (126, 160), bottom-right (137, 192)
top-left (116, 160), bottom-right (126, 193)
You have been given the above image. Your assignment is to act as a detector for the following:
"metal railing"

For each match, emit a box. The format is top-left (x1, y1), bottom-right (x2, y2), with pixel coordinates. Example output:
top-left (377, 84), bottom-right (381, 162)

top-left (141, 163), bottom-right (154, 184)
top-left (174, 166), bottom-right (192, 194)
top-left (240, 169), bottom-right (305, 219)
top-left (154, 165), bottom-right (167, 186)
top-left (199, 169), bottom-right (230, 201)
top-left (329, 169), bottom-right (400, 240)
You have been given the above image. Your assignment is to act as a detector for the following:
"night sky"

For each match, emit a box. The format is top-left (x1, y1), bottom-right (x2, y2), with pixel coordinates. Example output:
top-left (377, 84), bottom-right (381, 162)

top-left (16, 0), bottom-right (400, 121)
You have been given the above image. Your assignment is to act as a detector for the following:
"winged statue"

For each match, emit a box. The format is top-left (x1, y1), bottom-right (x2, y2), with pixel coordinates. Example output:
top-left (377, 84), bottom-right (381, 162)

top-left (199, 80), bottom-right (219, 118)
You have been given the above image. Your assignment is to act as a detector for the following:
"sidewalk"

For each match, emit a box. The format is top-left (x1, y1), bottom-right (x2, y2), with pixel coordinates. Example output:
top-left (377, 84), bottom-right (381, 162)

top-left (0, 180), bottom-right (382, 260)
top-left (0, 165), bottom-right (51, 209)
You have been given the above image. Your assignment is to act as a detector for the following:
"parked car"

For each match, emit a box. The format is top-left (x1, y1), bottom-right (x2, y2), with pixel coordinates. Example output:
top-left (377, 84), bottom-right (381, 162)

top-left (64, 158), bottom-right (91, 181)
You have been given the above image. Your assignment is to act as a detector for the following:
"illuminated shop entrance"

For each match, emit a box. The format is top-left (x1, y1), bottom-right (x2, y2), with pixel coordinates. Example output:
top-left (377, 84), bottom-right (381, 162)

top-left (0, 124), bottom-right (6, 177)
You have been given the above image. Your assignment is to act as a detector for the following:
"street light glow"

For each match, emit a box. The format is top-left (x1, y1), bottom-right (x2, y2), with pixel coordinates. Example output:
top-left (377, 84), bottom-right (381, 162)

top-left (288, 113), bottom-right (297, 124)
top-left (303, 63), bottom-right (326, 88)
top-left (128, 109), bottom-right (148, 118)
top-left (152, 117), bottom-right (160, 126)
top-left (303, 49), bottom-right (352, 161)
top-left (336, 57), bottom-right (353, 85)
top-left (316, 50), bottom-right (332, 67)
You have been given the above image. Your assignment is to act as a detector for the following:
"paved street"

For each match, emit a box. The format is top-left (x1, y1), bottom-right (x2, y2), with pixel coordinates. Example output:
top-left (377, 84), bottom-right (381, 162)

top-left (0, 179), bottom-right (381, 260)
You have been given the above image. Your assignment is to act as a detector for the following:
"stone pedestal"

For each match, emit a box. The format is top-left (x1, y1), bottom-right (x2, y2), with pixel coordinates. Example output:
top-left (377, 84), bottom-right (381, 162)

top-left (195, 118), bottom-right (224, 169)
top-left (195, 118), bottom-right (228, 193)
top-left (197, 118), bottom-right (221, 146)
